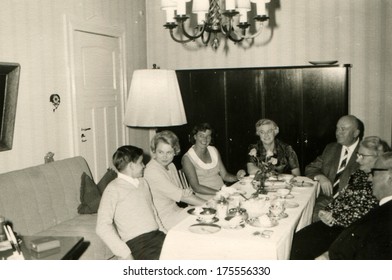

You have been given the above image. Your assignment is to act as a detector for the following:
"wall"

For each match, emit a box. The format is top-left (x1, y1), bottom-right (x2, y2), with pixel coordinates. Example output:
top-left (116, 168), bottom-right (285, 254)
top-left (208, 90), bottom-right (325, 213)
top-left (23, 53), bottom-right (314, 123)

top-left (0, 0), bottom-right (149, 173)
top-left (146, 0), bottom-right (392, 144)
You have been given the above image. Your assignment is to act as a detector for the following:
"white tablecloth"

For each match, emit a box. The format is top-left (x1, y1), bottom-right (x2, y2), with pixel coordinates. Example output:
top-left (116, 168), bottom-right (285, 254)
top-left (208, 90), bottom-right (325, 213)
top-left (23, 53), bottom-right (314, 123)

top-left (159, 176), bottom-right (319, 260)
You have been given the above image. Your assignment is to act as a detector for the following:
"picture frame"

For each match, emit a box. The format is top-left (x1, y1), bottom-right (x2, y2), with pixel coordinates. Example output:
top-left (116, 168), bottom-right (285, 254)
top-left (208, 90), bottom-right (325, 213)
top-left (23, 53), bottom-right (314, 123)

top-left (0, 62), bottom-right (21, 151)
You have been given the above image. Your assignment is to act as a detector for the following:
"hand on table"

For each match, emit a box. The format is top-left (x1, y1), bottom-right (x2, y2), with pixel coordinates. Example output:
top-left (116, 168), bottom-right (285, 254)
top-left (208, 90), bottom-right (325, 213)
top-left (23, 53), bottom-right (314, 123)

top-left (236, 169), bottom-right (246, 180)
top-left (316, 175), bottom-right (333, 197)
top-left (319, 210), bottom-right (335, 227)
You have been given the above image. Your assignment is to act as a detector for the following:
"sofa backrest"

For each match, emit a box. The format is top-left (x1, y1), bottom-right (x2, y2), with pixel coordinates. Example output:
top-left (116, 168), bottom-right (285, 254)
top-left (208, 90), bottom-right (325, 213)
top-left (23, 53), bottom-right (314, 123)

top-left (0, 156), bottom-right (91, 235)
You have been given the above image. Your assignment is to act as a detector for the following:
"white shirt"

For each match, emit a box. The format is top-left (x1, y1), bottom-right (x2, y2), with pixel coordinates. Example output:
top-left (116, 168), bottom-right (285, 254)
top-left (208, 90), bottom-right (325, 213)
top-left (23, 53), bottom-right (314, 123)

top-left (338, 138), bottom-right (359, 168)
top-left (117, 172), bottom-right (140, 188)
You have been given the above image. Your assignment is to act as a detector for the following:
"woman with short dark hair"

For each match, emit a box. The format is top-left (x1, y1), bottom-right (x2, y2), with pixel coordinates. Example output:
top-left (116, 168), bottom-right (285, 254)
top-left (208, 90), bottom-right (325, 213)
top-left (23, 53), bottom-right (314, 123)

top-left (181, 123), bottom-right (246, 200)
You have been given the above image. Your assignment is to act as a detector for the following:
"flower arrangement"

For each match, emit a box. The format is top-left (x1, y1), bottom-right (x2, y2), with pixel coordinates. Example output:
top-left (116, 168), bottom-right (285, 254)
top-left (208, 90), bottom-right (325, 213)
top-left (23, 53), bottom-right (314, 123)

top-left (249, 148), bottom-right (278, 195)
top-left (248, 148), bottom-right (278, 177)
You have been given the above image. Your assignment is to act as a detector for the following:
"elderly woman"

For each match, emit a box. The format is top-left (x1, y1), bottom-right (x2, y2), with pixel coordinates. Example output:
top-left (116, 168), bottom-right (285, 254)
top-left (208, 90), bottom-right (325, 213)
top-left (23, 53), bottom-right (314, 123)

top-left (290, 136), bottom-right (391, 260)
top-left (247, 119), bottom-right (300, 176)
top-left (144, 130), bottom-right (206, 230)
top-left (181, 123), bottom-right (246, 200)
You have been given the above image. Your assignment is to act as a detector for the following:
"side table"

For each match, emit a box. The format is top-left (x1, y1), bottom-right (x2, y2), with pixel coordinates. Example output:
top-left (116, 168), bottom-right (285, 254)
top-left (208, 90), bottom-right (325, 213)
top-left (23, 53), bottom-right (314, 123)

top-left (1, 236), bottom-right (89, 260)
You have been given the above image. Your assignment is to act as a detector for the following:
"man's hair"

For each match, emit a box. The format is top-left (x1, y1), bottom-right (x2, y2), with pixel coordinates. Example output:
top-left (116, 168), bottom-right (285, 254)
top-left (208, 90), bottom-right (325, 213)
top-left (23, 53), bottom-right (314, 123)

top-left (112, 145), bottom-right (143, 172)
top-left (343, 115), bottom-right (365, 140)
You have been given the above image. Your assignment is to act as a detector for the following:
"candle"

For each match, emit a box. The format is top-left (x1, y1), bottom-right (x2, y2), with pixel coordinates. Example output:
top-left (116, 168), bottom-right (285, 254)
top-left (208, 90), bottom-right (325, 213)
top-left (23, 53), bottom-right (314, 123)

top-left (177, 0), bottom-right (187, 16)
top-left (256, 0), bottom-right (266, 16)
top-left (193, 0), bottom-right (209, 24)
top-left (165, 8), bottom-right (176, 23)
top-left (238, 8), bottom-right (248, 23)
top-left (225, 0), bottom-right (236, 10)
top-left (236, 0), bottom-right (251, 10)
top-left (161, 0), bottom-right (177, 23)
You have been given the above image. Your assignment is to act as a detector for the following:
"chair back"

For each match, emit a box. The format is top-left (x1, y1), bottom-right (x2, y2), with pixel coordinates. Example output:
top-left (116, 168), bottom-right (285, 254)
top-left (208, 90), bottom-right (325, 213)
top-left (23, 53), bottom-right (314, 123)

top-left (178, 170), bottom-right (191, 190)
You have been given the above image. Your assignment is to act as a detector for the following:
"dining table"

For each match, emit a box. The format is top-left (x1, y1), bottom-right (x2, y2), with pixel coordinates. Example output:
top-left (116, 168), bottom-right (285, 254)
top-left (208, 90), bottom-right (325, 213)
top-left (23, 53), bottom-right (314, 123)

top-left (159, 176), bottom-right (320, 260)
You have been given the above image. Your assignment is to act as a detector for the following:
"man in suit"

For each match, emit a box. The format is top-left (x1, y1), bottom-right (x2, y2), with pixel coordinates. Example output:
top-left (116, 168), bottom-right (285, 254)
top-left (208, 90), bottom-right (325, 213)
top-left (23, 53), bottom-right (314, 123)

top-left (326, 152), bottom-right (392, 259)
top-left (305, 115), bottom-right (364, 221)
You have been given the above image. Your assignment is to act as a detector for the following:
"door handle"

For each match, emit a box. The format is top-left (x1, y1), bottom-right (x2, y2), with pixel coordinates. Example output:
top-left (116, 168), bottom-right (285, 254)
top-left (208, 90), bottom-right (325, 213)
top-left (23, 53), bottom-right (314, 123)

top-left (81, 128), bottom-right (91, 131)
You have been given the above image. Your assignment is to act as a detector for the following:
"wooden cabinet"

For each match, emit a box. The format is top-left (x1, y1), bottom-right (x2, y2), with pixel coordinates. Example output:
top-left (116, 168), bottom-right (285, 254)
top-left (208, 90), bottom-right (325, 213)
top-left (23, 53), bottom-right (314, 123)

top-left (161, 65), bottom-right (350, 174)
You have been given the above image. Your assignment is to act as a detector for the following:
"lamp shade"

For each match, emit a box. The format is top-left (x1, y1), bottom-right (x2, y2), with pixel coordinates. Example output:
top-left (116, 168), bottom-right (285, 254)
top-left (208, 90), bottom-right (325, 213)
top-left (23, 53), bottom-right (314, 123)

top-left (124, 69), bottom-right (187, 127)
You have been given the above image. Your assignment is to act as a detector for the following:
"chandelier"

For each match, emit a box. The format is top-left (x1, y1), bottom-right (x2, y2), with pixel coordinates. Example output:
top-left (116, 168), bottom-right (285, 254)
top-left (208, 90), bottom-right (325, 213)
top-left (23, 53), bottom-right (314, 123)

top-left (161, 0), bottom-right (270, 50)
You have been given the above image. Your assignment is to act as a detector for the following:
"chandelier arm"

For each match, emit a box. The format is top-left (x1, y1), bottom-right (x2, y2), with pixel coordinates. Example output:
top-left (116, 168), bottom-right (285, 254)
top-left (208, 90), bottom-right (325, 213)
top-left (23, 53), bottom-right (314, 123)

top-left (234, 22), bottom-right (265, 40)
top-left (169, 29), bottom-right (193, 43)
top-left (201, 30), bottom-right (212, 45)
top-left (228, 33), bottom-right (245, 43)
top-left (180, 21), bottom-right (206, 40)
top-left (221, 25), bottom-right (244, 43)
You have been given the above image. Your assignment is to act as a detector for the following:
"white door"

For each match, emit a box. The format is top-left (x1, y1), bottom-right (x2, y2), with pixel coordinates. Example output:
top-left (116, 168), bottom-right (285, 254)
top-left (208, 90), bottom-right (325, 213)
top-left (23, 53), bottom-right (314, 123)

top-left (72, 30), bottom-right (125, 180)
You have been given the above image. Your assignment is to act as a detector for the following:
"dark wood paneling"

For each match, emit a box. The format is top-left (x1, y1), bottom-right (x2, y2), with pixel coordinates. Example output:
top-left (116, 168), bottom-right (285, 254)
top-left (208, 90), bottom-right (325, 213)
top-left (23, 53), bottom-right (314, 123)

top-left (172, 65), bottom-right (350, 174)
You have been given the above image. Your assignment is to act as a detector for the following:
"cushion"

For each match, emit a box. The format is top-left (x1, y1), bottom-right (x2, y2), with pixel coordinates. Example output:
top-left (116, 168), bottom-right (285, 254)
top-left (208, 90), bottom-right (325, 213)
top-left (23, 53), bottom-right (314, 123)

top-left (97, 168), bottom-right (117, 195)
top-left (77, 172), bottom-right (101, 214)
top-left (77, 169), bottom-right (117, 214)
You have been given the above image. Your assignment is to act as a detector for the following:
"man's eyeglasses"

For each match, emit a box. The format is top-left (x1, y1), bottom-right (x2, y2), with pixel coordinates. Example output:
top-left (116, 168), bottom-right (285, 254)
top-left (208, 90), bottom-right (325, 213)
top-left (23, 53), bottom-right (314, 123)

top-left (370, 168), bottom-right (390, 176)
top-left (356, 153), bottom-right (376, 160)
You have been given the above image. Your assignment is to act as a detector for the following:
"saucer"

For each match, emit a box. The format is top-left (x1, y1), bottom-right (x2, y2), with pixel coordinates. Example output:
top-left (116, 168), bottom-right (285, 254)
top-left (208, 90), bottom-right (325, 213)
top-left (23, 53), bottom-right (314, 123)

top-left (247, 217), bottom-right (278, 228)
top-left (285, 201), bottom-right (299, 208)
top-left (196, 217), bottom-right (219, 224)
top-left (268, 212), bottom-right (288, 219)
top-left (187, 207), bottom-right (206, 215)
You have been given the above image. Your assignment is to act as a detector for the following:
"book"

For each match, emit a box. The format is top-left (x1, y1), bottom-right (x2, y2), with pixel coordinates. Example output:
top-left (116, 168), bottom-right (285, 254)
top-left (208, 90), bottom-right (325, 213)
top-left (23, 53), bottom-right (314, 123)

top-left (30, 237), bottom-right (60, 252)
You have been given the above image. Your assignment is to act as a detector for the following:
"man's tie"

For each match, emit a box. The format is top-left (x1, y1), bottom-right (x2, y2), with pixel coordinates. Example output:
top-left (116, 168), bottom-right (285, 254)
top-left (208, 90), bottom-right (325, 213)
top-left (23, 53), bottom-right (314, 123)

top-left (333, 147), bottom-right (348, 194)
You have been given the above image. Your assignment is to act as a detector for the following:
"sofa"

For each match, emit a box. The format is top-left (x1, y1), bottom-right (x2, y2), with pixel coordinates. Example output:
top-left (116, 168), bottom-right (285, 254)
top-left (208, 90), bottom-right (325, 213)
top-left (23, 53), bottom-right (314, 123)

top-left (0, 156), bottom-right (114, 260)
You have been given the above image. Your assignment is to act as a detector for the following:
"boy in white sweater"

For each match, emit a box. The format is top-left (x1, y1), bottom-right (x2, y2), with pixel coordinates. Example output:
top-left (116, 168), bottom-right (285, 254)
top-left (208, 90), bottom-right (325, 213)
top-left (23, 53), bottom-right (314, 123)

top-left (96, 145), bottom-right (166, 260)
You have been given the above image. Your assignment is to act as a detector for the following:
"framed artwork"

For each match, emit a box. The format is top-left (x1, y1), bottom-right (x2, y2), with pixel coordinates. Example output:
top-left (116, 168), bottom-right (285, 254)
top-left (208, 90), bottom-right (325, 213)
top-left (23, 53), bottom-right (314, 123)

top-left (0, 62), bottom-right (21, 151)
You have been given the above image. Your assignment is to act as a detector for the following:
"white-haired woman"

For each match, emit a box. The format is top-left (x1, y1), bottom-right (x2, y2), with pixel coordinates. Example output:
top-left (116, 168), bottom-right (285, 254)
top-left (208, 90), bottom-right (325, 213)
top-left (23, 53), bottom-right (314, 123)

top-left (247, 118), bottom-right (300, 176)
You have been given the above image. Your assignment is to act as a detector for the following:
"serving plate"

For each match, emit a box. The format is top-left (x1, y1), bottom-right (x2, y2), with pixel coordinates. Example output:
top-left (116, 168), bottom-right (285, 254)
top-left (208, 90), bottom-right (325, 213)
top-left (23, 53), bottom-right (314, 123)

top-left (189, 223), bottom-right (221, 234)
top-left (309, 60), bottom-right (338, 65)
top-left (291, 180), bottom-right (313, 187)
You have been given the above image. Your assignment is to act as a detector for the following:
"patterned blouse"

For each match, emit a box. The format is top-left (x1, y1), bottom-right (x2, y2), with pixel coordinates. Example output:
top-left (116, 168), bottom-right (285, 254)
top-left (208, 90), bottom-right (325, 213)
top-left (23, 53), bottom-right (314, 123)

top-left (324, 169), bottom-right (378, 227)
top-left (247, 139), bottom-right (299, 174)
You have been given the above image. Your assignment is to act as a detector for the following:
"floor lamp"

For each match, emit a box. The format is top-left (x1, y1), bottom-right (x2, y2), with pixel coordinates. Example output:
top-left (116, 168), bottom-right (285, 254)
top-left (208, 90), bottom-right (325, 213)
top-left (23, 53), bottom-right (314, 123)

top-left (124, 68), bottom-right (187, 149)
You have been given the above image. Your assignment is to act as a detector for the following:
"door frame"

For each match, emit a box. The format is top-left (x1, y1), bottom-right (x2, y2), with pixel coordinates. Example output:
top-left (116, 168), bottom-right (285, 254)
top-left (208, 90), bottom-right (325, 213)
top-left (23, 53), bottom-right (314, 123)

top-left (65, 16), bottom-right (128, 158)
